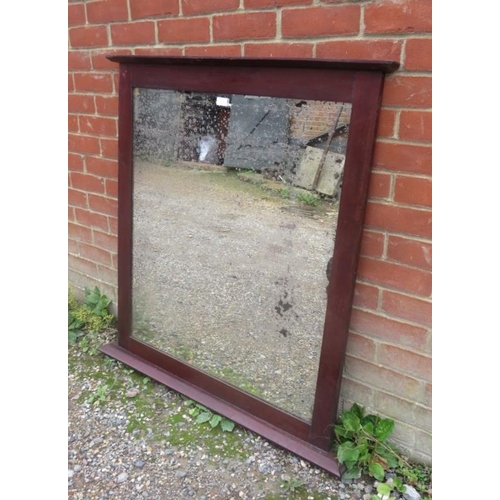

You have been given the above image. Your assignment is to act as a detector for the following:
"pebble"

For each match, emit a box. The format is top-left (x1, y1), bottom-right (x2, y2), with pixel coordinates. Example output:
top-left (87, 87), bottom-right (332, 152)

top-left (134, 460), bottom-right (145, 468)
top-left (176, 471), bottom-right (187, 478)
top-left (116, 473), bottom-right (128, 484)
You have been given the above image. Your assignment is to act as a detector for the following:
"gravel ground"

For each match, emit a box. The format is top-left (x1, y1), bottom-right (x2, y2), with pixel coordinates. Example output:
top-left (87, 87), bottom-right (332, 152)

top-left (68, 332), bottom-right (380, 500)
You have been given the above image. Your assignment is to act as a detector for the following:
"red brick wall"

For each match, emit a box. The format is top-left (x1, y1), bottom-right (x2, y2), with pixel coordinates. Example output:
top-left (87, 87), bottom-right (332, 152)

top-left (68, 0), bottom-right (432, 463)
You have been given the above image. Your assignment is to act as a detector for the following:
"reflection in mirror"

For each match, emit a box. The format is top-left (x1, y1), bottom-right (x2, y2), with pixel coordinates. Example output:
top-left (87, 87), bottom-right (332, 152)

top-left (131, 88), bottom-right (352, 421)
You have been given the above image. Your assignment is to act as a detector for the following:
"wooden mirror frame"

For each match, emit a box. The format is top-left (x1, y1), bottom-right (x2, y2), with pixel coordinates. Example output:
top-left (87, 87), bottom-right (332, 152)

top-left (100, 56), bottom-right (398, 476)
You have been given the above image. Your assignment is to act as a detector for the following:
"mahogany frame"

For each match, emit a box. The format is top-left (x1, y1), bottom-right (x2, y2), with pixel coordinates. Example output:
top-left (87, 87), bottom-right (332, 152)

top-left (100, 56), bottom-right (398, 476)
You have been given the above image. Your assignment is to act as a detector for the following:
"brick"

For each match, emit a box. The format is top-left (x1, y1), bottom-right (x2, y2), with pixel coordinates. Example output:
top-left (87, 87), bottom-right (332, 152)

top-left (69, 25), bottom-right (108, 48)
top-left (91, 49), bottom-right (132, 70)
top-left (79, 116), bottom-right (117, 137)
top-left (282, 6), bottom-right (360, 38)
top-left (245, 0), bottom-right (311, 7)
top-left (69, 134), bottom-right (101, 155)
top-left (112, 253), bottom-right (119, 269)
top-left (68, 51), bottom-right (92, 71)
top-left (350, 308), bottom-right (428, 351)
top-left (338, 377), bottom-right (374, 411)
top-left (213, 12), bottom-right (276, 41)
top-left (69, 74), bottom-right (74, 92)
top-left (357, 256), bottom-right (431, 296)
top-left (244, 42), bottom-right (313, 58)
top-left (412, 428), bottom-right (432, 461)
top-left (69, 206), bottom-right (75, 222)
top-left (68, 3), bottom-right (85, 26)
top-left (158, 18), bottom-right (210, 44)
top-left (365, 202), bottom-right (431, 239)
top-left (134, 47), bottom-right (184, 56)
top-left (316, 39), bottom-right (402, 61)
top-left (364, 0), bottom-right (432, 35)
top-left (359, 230), bottom-right (385, 258)
top-left (69, 239), bottom-right (79, 255)
top-left (100, 138), bottom-right (118, 159)
top-left (75, 208), bottom-right (109, 232)
top-left (69, 188), bottom-right (87, 208)
top-left (368, 171), bottom-right (391, 200)
top-left (382, 290), bottom-right (432, 328)
top-left (78, 242), bottom-right (112, 266)
top-left (69, 222), bottom-right (92, 242)
top-left (346, 332), bottom-right (376, 361)
top-left (352, 281), bottom-right (379, 310)
top-left (93, 230), bottom-right (118, 252)
top-left (423, 382), bottom-right (432, 407)
top-left (105, 179), bottom-right (119, 197)
top-left (405, 38), bottom-right (432, 71)
top-left (69, 153), bottom-right (84, 172)
top-left (88, 194), bottom-right (118, 217)
top-left (69, 114), bottom-right (79, 132)
top-left (376, 108), bottom-right (396, 138)
top-left (70, 172), bottom-right (106, 194)
top-left (373, 141), bottom-right (431, 175)
top-left (74, 73), bottom-right (114, 93)
top-left (68, 255), bottom-right (98, 277)
top-left (379, 344), bottom-right (431, 381)
top-left (185, 45), bottom-right (242, 57)
top-left (68, 94), bottom-right (96, 114)
top-left (387, 235), bottom-right (432, 271)
top-left (86, 156), bottom-right (118, 178)
top-left (130, 0), bottom-right (179, 19)
top-left (382, 75), bottom-right (432, 108)
top-left (399, 110), bottom-right (432, 142)
top-left (95, 95), bottom-right (118, 116)
top-left (394, 175), bottom-right (431, 207)
top-left (96, 264), bottom-right (119, 286)
top-left (182, 0), bottom-right (239, 15)
top-left (113, 73), bottom-right (120, 94)
top-left (111, 22), bottom-right (156, 46)
top-left (87, 0), bottom-right (128, 23)
top-left (373, 391), bottom-right (431, 429)
top-left (108, 216), bottom-right (119, 235)
top-left (344, 356), bottom-right (424, 401)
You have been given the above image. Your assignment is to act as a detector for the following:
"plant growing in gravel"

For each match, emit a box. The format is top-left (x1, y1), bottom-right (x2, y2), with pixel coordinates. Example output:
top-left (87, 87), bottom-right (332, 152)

top-left (371, 477), bottom-right (406, 500)
top-left (184, 399), bottom-right (235, 432)
top-left (68, 286), bottom-right (116, 346)
top-left (333, 404), bottom-right (432, 498)
top-left (87, 383), bottom-right (110, 405)
top-left (280, 476), bottom-right (305, 494)
top-left (333, 403), bottom-right (401, 481)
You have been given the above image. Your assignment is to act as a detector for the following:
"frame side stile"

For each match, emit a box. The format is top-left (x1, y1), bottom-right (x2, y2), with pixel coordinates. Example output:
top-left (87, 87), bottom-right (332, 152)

top-left (308, 70), bottom-right (386, 450)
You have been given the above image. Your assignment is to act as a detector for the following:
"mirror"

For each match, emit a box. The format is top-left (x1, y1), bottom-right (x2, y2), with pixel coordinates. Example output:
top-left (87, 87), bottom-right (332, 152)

top-left (101, 56), bottom-right (398, 475)
top-left (130, 88), bottom-right (352, 422)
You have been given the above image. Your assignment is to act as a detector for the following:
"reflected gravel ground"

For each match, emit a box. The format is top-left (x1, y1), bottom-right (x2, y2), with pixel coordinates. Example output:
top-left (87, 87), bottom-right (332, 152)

top-left (131, 161), bottom-right (339, 421)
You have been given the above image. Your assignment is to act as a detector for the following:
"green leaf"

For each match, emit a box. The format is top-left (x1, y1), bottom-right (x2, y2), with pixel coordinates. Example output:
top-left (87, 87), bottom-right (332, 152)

top-left (337, 442), bottom-right (360, 465)
top-left (376, 483), bottom-right (392, 496)
top-left (220, 419), bottom-right (235, 432)
top-left (209, 414), bottom-right (222, 428)
top-left (342, 412), bottom-right (361, 432)
top-left (368, 462), bottom-right (385, 481)
top-left (350, 403), bottom-right (364, 420)
top-left (68, 331), bottom-right (78, 343)
top-left (188, 408), bottom-right (199, 416)
top-left (375, 419), bottom-right (394, 441)
top-left (341, 466), bottom-right (361, 480)
top-left (196, 412), bottom-right (212, 424)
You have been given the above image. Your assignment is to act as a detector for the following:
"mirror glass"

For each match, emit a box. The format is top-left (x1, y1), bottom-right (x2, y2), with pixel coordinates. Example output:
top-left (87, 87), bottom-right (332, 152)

top-left (131, 88), bottom-right (352, 421)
